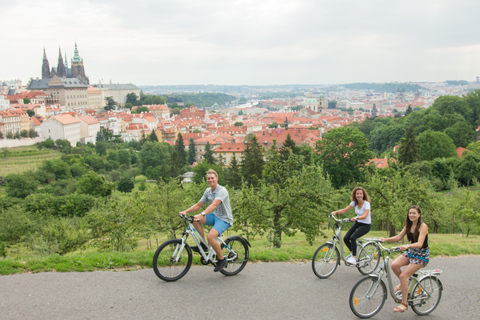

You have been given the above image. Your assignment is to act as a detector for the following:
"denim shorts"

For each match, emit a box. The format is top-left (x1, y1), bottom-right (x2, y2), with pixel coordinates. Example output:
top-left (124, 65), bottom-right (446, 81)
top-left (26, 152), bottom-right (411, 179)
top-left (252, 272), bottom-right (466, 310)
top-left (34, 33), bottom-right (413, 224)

top-left (205, 213), bottom-right (231, 235)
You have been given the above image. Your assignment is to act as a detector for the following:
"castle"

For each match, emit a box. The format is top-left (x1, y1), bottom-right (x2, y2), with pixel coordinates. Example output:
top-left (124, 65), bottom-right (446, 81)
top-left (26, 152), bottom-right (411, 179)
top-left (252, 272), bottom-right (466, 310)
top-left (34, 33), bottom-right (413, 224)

top-left (41, 42), bottom-right (90, 85)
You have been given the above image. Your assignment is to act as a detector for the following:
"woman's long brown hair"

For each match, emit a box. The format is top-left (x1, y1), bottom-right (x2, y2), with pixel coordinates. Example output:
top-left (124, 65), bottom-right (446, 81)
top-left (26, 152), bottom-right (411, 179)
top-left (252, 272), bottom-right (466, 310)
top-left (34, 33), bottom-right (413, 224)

top-left (350, 187), bottom-right (370, 206)
top-left (406, 205), bottom-right (422, 242)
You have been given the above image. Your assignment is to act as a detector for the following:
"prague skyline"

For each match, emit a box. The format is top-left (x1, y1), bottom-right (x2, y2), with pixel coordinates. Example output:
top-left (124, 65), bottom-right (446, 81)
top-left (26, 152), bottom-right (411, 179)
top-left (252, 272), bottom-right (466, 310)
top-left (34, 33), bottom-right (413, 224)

top-left (1, 0), bottom-right (479, 86)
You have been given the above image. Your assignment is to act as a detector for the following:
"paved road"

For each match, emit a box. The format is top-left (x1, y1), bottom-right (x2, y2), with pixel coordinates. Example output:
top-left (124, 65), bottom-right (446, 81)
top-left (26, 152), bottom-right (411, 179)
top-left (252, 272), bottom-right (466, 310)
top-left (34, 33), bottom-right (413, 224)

top-left (1, 256), bottom-right (479, 320)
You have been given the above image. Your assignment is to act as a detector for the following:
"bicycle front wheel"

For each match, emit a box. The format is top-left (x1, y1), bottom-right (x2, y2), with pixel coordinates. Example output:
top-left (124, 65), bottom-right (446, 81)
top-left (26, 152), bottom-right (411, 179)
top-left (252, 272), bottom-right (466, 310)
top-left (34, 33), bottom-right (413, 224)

top-left (357, 242), bottom-right (381, 275)
top-left (220, 237), bottom-right (249, 276)
top-left (349, 277), bottom-right (387, 318)
top-left (312, 243), bottom-right (340, 279)
top-left (411, 276), bottom-right (443, 315)
top-left (152, 239), bottom-right (192, 282)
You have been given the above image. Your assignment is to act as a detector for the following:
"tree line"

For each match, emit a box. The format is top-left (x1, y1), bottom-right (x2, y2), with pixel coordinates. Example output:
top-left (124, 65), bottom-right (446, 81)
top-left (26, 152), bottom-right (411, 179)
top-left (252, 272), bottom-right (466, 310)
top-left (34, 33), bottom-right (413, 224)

top-left (1, 91), bottom-right (480, 256)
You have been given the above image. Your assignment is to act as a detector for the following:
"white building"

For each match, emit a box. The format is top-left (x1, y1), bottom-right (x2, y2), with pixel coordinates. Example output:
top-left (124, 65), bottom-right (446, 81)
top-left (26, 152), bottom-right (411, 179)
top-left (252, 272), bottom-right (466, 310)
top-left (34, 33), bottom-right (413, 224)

top-left (77, 115), bottom-right (100, 144)
top-left (40, 114), bottom-right (81, 145)
top-left (94, 83), bottom-right (140, 106)
top-left (0, 94), bottom-right (10, 111)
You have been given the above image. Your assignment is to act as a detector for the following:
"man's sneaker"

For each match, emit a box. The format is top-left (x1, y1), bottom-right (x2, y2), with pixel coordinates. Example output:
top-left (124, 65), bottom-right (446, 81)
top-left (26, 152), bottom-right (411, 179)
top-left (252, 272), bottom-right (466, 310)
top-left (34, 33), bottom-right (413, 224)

top-left (214, 258), bottom-right (227, 272)
top-left (346, 256), bottom-right (357, 265)
top-left (345, 254), bottom-right (352, 260)
top-left (191, 242), bottom-right (208, 253)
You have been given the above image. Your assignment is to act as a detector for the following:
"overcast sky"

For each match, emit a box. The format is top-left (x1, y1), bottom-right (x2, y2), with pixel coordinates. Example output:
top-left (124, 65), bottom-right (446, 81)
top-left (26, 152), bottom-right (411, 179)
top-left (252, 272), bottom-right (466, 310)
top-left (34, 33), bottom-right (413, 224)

top-left (1, 0), bottom-right (479, 86)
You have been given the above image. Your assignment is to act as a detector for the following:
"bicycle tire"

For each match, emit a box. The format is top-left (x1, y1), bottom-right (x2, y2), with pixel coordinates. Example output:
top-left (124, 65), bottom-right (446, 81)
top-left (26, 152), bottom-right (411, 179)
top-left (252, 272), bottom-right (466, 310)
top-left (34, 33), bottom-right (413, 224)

top-left (357, 242), bottom-right (381, 275)
top-left (349, 277), bottom-right (387, 318)
top-left (152, 239), bottom-right (192, 282)
top-left (219, 237), bottom-right (249, 276)
top-left (312, 243), bottom-right (340, 279)
top-left (411, 276), bottom-right (443, 315)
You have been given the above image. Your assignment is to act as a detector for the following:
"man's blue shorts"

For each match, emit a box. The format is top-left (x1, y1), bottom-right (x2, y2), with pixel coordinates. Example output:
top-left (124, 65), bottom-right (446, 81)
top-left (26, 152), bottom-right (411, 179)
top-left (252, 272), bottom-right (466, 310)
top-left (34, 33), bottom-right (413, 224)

top-left (205, 213), bottom-right (231, 235)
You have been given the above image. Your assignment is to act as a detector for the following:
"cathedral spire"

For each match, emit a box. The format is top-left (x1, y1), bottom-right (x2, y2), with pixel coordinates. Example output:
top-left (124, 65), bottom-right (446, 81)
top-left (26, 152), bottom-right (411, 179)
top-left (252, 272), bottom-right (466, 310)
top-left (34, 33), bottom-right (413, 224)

top-left (42, 47), bottom-right (50, 79)
top-left (57, 47), bottom-right (66, 78)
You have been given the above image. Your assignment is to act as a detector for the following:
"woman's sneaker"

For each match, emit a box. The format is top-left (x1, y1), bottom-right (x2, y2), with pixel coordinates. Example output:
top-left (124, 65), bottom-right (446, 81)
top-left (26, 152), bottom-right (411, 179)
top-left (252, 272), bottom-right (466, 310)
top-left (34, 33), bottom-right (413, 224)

top-left (346, 256), bottom-right (357, 264)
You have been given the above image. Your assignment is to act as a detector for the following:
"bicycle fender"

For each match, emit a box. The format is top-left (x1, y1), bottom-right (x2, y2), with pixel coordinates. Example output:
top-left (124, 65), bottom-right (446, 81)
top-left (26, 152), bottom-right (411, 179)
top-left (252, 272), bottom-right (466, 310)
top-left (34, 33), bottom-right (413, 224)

top-left (226, 235), bottom-right (251, 247)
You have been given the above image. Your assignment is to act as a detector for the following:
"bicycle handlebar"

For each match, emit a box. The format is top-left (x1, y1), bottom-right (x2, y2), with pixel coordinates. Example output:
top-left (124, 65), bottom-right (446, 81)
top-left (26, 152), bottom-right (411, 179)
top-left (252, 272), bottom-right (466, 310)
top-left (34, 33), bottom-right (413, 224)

top-left (329, 213), bottom-right (353, 224)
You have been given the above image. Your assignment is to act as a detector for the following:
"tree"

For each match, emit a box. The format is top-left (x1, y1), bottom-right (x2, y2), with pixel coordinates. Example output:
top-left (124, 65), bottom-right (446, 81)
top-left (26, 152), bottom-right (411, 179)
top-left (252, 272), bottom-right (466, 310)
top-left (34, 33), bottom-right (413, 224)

top-left (417, 130), bottom-right (457, 161)
top-left (26, 109), bottom-right (35, 117)
top-left (444, 120), bottom-right (474, 147)
top-left (202, 141), bottom-right (216, 164)
top-left (95, 141), bottom-right (107, 156)
top-left (268, 121), bottom-right (278, 129)
top-left (188, 138), bottom-right (196, 165)
top-left (117, 177), bottom-right (135, 193)
top-left (104, 96), bottom-right (116, 111)
top-left (55, 139), bottom-right (72, 154)
top-left (456, 152), bottom-right (480, 189)
top-left (234, 121), bottom-right (244, 126)
top-left (236, 148), bottom-right (333, 248)
top-left (279, 133), bottom-right (298, 162)
top-left (124, 103), bottom-right (133, 110)
top-left (367, 169), bottom-right (435, 237)
top-left (6, 173), bottom-right (38, 198)
top-left (175, 132), bottom-right (188, 166)
top-left (316, 127), bottom-right (373, 189)
top-left (139, 141), bottom-right (172, 175)
top-left (241, 135), bottom-right (264, 186)
top-left (397, 125), bottom-right (419, 166)
top-left (117, 149), bottom-right (131, 166)
top-left (23, 98), bottom-right (31, 104)
top-left (76, 172), bottom-right (114, 197)
top-left (20, 130), bottom-right (28, 138)
top-left (96, 131), bottom-right (105, 143)
top-left (126, 92), bottom-right (138, 105)
top-left (148, 129), bottom-right (158, 142)
top-left (28, 129), bottom-right (38, 138)
top-left (225, 153), bottom-right (242, 189)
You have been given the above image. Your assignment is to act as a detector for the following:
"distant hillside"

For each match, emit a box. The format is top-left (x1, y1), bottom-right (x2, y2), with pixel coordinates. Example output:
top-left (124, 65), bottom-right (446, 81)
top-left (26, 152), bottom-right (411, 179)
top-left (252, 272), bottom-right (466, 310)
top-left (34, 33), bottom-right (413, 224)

top-left (342, 82), bottom-right (427, 92)
top-left (163, 93), bottom-right (236, 108)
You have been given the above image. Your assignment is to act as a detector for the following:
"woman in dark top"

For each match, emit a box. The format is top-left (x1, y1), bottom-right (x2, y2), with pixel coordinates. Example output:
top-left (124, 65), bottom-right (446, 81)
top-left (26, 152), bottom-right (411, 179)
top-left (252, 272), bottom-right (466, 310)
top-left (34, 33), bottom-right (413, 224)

top-left (380, 205), bottom-right (430, 313)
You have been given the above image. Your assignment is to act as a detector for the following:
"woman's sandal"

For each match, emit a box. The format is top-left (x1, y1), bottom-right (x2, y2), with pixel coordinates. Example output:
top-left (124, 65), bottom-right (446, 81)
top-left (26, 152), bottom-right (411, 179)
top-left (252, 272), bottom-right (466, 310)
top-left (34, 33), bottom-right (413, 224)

top-left (394, 303), bottom-right (408, 313)
top-left (394, 284), bottom-right (401, 293)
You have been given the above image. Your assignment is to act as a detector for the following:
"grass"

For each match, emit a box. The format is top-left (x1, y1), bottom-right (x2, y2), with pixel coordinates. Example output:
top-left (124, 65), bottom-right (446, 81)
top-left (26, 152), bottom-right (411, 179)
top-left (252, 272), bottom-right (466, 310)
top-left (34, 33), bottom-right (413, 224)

top-left (0, 148), bottom-right (62, 176)
top-left (0, 231), bottom-right (478, 275)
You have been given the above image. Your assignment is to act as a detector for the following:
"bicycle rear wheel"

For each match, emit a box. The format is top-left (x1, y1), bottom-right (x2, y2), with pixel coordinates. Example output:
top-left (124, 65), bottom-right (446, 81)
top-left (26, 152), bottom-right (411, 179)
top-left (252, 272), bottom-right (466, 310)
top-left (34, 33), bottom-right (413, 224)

top-left (349, 277), bottom-right (387, 318)
top-left (220, 237), bottom-right (249, 276)
top-left (357, 242), bottom-right (381, 275)
top-left (411, 276), bottom-right (443, 315)
top-left (153, 239), bottom-right (192, 282)
top-left (312, 243), bottom-right (340, 279)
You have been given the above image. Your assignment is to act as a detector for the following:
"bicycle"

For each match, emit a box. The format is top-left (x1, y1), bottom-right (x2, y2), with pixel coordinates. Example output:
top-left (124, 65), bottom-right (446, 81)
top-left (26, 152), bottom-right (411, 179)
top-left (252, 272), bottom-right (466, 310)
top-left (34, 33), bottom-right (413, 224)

top-left (312, 214), bottom-right (381, 279)
top-left (152, 214), bottom-right (251, 281)
top-left (349, 241), bottom-right (443, 318)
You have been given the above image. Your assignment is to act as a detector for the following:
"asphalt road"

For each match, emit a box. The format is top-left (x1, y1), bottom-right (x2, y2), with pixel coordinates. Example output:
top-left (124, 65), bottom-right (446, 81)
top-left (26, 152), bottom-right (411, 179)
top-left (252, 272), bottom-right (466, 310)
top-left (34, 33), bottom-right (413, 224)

top-left (0, 256), bottom-right (479, 320)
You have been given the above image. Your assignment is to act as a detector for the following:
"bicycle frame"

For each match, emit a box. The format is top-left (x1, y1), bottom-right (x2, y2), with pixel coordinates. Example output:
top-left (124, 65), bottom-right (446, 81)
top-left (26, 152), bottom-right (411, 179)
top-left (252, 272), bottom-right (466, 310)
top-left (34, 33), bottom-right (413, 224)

top-left (368, 242), bottom-right (443, 304)
top-left (178, 216), bottom-right (235, 265)
top-left (327, 214), bottom-right (377, 265)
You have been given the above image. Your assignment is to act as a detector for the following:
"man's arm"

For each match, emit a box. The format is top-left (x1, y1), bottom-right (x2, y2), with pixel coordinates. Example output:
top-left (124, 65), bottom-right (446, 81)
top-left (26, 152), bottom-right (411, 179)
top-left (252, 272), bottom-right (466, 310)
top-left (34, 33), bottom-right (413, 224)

top-left (179, 201), bottom-right (204, 215)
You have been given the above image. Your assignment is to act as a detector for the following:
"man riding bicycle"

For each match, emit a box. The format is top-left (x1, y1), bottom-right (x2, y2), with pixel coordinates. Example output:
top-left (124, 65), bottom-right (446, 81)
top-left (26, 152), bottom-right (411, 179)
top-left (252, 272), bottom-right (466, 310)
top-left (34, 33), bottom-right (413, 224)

top-left (179, 169), bottom-right (233, 272)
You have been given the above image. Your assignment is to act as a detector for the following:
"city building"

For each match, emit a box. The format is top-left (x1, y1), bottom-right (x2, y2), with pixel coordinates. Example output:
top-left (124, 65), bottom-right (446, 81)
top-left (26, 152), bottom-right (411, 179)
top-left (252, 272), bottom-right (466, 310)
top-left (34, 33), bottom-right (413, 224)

top-left (42, 43), bottom-right (90, 84)
top-left (40, 114), bottom-right (81, 145)
top-left (27, 76), bottom-right (89, 109)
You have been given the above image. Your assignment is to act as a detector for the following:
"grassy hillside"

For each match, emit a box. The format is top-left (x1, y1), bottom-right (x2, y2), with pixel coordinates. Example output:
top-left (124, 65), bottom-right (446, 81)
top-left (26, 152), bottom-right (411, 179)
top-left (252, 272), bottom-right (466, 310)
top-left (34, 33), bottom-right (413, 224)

top-left (0, 147), bottom-right (63, 176)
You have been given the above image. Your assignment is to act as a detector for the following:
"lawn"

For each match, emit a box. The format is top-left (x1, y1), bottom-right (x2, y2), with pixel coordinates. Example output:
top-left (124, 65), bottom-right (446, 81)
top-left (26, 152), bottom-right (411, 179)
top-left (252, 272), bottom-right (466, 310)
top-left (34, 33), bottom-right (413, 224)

top-left (1, 231), bottom-right (478, 275)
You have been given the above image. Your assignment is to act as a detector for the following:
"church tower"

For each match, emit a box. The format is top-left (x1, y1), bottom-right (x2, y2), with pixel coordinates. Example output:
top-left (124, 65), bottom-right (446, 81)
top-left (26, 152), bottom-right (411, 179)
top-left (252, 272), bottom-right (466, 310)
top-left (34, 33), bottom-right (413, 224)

top-left (41, 47), bottom-right (50, 79)
top-left (71, 42), bottom-right (89, 84)
top-left (56, 47), bottom-right (67, 78)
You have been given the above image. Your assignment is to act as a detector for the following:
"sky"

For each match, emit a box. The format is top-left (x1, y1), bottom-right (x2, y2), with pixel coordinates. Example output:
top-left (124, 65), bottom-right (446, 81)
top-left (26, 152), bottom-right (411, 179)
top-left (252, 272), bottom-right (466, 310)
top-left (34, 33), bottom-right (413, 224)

top-left (1, 0), bottom-right (480, 86)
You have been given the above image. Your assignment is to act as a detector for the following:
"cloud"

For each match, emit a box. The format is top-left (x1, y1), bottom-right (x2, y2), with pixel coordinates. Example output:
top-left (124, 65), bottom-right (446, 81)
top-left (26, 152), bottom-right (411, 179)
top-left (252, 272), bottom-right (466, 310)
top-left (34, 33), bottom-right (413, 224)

top-left (1, 0), bottom-right (479, 85)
